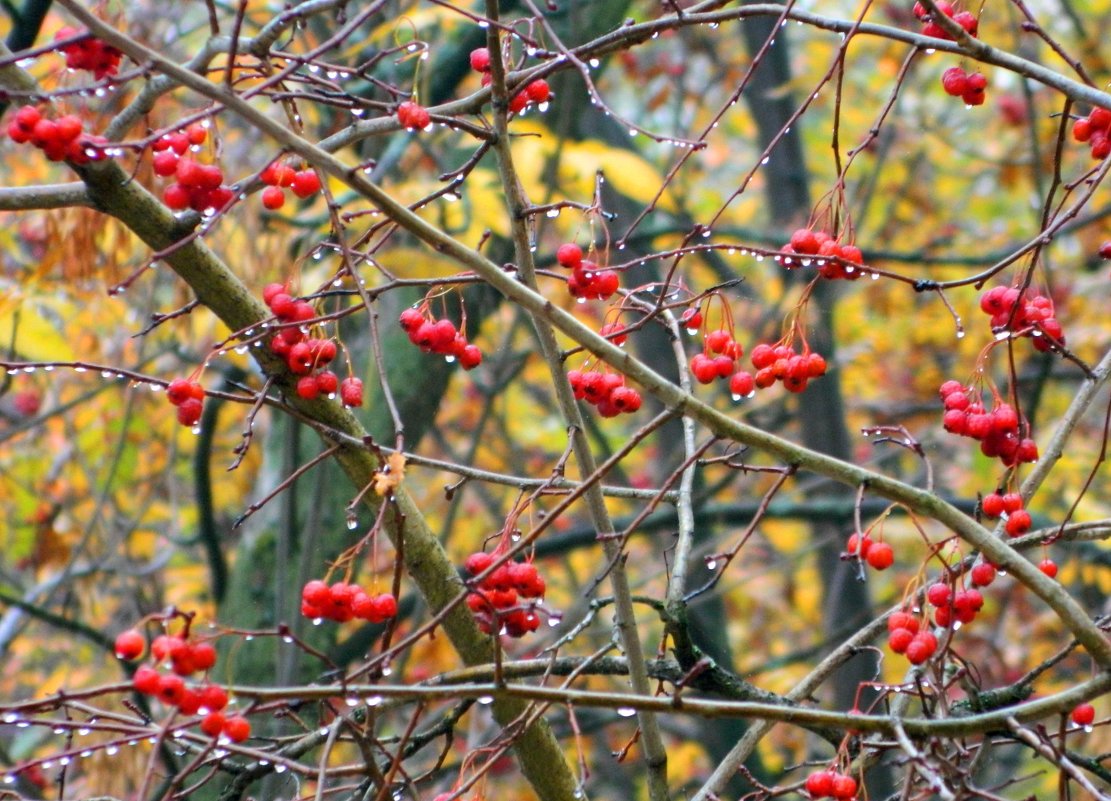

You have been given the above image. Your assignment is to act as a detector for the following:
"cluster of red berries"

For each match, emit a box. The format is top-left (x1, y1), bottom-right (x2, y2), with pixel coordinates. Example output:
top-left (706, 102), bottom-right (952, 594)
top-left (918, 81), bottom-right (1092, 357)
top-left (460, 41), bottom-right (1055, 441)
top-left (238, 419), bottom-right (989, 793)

top-left (567, 369), bottom-right (643, 416)
top-left (886, 611), bottom-right (939, 665)
top-left (981, 490), bottom-right (1032, 536)
top-left (804, 770), bottom-right (858, 799)
top-left (166, 378), bottom-right (206, 427)
top-left (469, 47), bottom-right (551, 113)
top-left (941, 66), bottom-right (988, 106)
top-left (5, 106), bottom-right (106, 164)
top-left (262, 283), bottom-right (361, 404)
top-left (1071, 107), bottom-right (1111, 160)
top-left (979, 286), bottom-right (1065, 352)
top-left (119, 629), bottom-right (250, 742)
top-left (556, 243), bottom-right (620, 301)
top-left (397, 101), bottom-right (431, 131)
top-left (689, 329), bottom-right (746, 388)
top-left (781, 228), bottom-right (865, 280)
top-left (913, 2), bottom-right (979, 39)
top-left (55, 27), bottom-right (122, 79)
top-left (463, 551), bottom-right (545, 637)
top-left (845, 531), bottom-right (895, 571)
top-left (398, 308), bottom-right (483, 370)
top-left (939, 381), bottom-right (1038, 468)
top-left (152, 127), bottom-right (233, 213)
top-left (750, 342), bottom-right (827, 393)
top-left (259, 160), bottom-right (322, 209)
top-left (925, 581), bottom-right (984, 627)
top-left (300, 580), bottom-right (399, 623)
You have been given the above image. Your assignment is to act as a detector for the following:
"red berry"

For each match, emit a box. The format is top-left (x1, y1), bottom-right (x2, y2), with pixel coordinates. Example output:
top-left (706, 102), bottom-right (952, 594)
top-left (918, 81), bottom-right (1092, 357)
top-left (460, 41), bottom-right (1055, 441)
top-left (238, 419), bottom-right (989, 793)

top-left (153, 150), bottom-right (180, 176)
top-left (830, 775), bottom-right (858, 799)
top-left (729, 371), bottom-right (755, 399)
top-left (157, 674), bottom-right (187, 706)
top-left (459, 344), bottom-right (483, 370)
top-left (1071, 703), bottom-right (1096, 727)
top-left (981, 493), bottom-right (1004, 518)
top-left (970, 561), bottom-right (997, 587)
top-left (177, 398), bottom-right (204, 427)
top-left (398, 101), bottom-right (431, 130)
top-left (291, 169), bottom-right (322, 198)
top-left (340, 377), bottom-right (364, 407)
top-left (789, 228), bottom-right (820, 255)
top-left (888, 611), bottom-right (919, 633)
top-left (866, 541), bottom-right (894, 570)
top-left (163, 183), bottom-right (191, 210)
top-left (261, 185), bottom-right (285, 210)
top-left (705, 329), bottom-right (732, 354)
top-left (200, 711), bottom-right (226, 737)
top-left (133, 665), bottom-right (161, 695)
top-left (296, 375), bottom-right (320, 400)
top-left (14, 105), bottom-right (41, 129)
top-left (525, 79), bottom-right (550, 103)
top-left (1005, 509), bottom-right (1032, 536)
top-left (888, 627), bottom-right (915, 654)
top-left (1038, 558), bottom-right (1058, 578)
top-left (315, 370), bottom-right (339, 395)
top-left (372, 593), bottom-right (398, 620)
top-left (680, 308), bottom-right (702, 332)
top-left (199, 684), bottom-right (228, 713)
top-left (470, 47), bottom-right (491, 72)
top-left (465, 551), bottom-right (494, 575)
top-left (926, 582), bottom-right (951, 607)
top-left (556, 243), bottom-right (583, 268)
top-left (186, 123), bottom-right (207, 145)
top-left (846, 532), bottom-right (872, 558)
top-left (114, 629), bottom-right (145, 660)
top-left (1001, 493), bottom-right (1024, 513)
top-left (1099, 241), bottom-right (1111, 259)
top-left (191, 641), bottom-right (217, 671)
top-left (941, 66), bottom-right (968, 96)
top-left (805, 771), bottom-right (835, 797)
top-left (222, 715), bottom-right (251, 742)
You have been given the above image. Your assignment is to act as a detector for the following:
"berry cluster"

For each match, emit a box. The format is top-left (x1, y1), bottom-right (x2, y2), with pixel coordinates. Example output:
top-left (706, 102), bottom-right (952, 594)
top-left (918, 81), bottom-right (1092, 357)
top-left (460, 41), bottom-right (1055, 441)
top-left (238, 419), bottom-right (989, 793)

top-left (1071, 107), bottom-right (1111, 160)
top-left (940, 66), bottom-right (987, 106)
top-left (750, 341), bottom-right (827, 393)
top-left (55, 27), bottom-right (122, 79)
top-left (122, 628), bottom-right (250, 742)
top-left (886, 611), bottom-right (939, 665)
top-left (556, 243), bottom-right (620, 301)
top-left (263, 282), bottom-right (360, 403)
top-left (804, 770), bottom-right (859, 799)
top-left (463, 551), bottom-right (545, 637)
top-left (781, 228), bottom-right (865, 280)
top-left (153, 127), bottom-right (234, 213)
top-left (981, 490), bottom-right (1032, 536)
top-left (398, 307), bottom-right (483, 369)
top-left (469, 47), bottom-right (551, 113)
top-left (690, 330), bottom-right (742, 385)
top-left (397, 101), bottom-right (431, 131)
top-left (5, 106), bottom-right (106, 164)
top-left (166, 378), bottom-right (206, 427)
top-left (259, 160), bottom-right (322, 209)
top-left (925, 581), bottom-right (984, 627)
top-left (845, 531), bottom-right (895, 571)
top-left (938, 381), bottom-right (1038, 468)
top-left (979, 286), bottom-right (1065, 352)
top-left (567, 369), bottom-right (643, 417)
top-left (913, 2), bottom-right (979, 39)
top-left (300, 580), bottom-right (399, 623)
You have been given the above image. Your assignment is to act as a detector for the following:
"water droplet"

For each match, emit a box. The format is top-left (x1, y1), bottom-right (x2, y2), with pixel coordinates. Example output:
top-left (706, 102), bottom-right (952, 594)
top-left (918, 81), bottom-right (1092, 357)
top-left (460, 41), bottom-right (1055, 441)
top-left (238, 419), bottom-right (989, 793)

top-left (244, 635), bottom-right (254, 641)
top-left (367, 695), bottom-right (383, 707)
top-left (546, 208), bottom-right (560, 218)
top-left (478, 696), bottom-right (494, 705)
top-left (705, 559), bottom-right (718, 570)
top-left (760, 156), bottom-right (770, 165)
top-left (345, 697), bottom-right (359, 707)
top-left (2, 714), bottom-right (17, 724)
top-left (616, 707), bottom-right (636, 718)
top-left (381, 664), bottom-right (393, 676)
top-left (346, 513), bottom-right (358, 530)
top-left (106, 746), bottom-right (119, 756)
top-left (589, 58), bottom-right (600, 68)
top-left (956, 329), bottom-right (966, 339)
top-left (282, 635), bottom-right (294, 643)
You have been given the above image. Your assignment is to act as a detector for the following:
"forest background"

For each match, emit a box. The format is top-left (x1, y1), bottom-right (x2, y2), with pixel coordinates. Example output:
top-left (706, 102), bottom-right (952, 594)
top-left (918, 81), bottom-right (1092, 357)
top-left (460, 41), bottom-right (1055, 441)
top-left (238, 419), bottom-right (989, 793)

top-left (1, 1), bottom-right (1110, 800)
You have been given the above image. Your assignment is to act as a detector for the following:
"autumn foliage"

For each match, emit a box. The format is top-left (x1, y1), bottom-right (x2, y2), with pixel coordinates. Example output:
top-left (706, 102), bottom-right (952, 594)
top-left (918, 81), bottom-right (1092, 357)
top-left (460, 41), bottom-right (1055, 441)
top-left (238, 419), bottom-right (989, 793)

top-left (1, 2), bottom-right (1110, 801)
